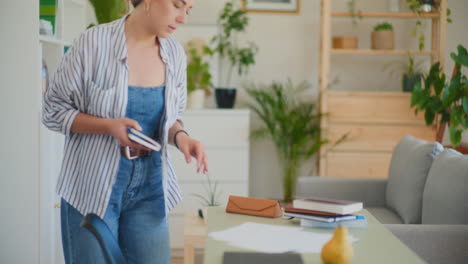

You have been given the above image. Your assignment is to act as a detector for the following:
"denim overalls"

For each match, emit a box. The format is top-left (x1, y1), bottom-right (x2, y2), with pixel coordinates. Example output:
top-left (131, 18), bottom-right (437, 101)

top-left (61, 85), bottom-right (170, 264)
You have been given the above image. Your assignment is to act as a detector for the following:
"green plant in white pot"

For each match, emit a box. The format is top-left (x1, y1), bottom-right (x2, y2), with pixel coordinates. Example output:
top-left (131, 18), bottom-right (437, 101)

top-left (245, 80), bottom-right (328, 202)
top-left (371, 22), bottom-right (394, 50)
top-left (211, 2), bottom-right (258, 109)
top-left (185, 39), bottom-right (214, 109)
top-left (191, 174), bottom-right (222, 222)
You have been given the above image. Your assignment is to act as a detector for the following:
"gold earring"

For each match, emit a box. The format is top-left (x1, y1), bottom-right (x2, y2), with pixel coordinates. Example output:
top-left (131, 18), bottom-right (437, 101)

top-left (145, 4), bottom-right (150, 12)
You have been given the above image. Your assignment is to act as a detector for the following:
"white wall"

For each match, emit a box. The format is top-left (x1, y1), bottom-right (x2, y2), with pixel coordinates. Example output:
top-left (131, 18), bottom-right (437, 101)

top-left (0, 1), bottom-right (41, 263)
top-left (173, 0), bottom-right (468, 200)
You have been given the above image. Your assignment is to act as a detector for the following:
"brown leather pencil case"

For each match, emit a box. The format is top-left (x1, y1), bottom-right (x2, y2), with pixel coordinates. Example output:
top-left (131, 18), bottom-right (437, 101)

top-left (225, 195), bottom-right (282, 218)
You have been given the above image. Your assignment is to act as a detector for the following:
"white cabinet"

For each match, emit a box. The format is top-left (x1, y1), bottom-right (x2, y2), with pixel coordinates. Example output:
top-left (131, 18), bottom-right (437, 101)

top-left (168, 109), bottom-right (250, 249)
top-left (1, 1), bottom-right (87, 263)
top-left (39, 1), bottom-right (88, 263)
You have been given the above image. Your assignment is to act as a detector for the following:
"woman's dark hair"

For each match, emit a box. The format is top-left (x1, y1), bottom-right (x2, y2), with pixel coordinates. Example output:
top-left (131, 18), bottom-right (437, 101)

top-left (130, 0), bottom-right (143, 7)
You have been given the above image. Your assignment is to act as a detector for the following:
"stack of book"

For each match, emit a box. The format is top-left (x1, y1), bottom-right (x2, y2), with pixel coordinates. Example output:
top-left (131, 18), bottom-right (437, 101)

top-left (284, 197), bottom-right (367, 229)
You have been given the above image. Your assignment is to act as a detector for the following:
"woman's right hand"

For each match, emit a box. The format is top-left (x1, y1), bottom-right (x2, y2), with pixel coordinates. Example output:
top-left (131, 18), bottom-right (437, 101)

top-left (106, 118), bottom-right (150, 151)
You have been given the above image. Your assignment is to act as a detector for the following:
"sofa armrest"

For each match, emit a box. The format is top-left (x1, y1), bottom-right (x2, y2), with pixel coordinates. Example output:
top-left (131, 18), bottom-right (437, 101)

top-left (386, 224), bottom-right (468, 264)
top-left (296, 176), bottom-right (387, 207)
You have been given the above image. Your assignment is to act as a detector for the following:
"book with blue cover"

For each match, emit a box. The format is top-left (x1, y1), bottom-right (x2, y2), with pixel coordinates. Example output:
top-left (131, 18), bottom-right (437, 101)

top-left (300, 215), bottom-right (368, 229)
top-left (284, 212), bottom-right (359, 223)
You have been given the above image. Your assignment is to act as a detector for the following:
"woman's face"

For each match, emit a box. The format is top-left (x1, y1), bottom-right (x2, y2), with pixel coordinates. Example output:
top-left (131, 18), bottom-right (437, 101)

top-left (146, 0), bottom-right (193, 38)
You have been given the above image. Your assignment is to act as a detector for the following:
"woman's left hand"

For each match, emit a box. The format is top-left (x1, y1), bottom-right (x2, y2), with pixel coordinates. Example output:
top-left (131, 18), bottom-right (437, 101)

top-left (177, 134), bottom-right (209, 174)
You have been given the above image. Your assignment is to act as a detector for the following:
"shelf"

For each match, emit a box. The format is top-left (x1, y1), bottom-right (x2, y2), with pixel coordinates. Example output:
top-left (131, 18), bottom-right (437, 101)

top-left (331, 49), bottom-right (434, 55)
top-left (327, 119), bottom-right (427, 126)
top-left (331, 12), bottom-right (439, 18)
top-left (327, 91), bottom-right (413, 96)
top-left (66, 0), bottom-right (86, 8)
top-left (39, 35), bottom-right (65, 45)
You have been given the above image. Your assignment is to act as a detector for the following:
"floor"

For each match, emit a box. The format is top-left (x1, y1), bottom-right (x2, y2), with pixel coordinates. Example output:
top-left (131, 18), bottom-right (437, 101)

top-left (172, 256), bottom-right (183, 264)
top-left (171, 249), bottom-right (204, 264)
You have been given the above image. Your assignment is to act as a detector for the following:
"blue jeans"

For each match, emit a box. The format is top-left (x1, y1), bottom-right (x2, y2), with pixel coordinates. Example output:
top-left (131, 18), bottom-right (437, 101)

top-left (60, 152), bottom-right (170, 264)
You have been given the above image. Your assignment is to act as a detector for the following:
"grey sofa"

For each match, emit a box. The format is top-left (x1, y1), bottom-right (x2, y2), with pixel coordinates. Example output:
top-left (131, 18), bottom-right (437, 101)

top-left (296, 136), bottom-right (468, 264)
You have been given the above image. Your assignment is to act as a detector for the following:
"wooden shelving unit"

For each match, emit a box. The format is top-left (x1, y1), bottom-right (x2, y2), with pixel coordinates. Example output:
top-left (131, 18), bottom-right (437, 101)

top-left (318, 0), bottom-right (447, 178)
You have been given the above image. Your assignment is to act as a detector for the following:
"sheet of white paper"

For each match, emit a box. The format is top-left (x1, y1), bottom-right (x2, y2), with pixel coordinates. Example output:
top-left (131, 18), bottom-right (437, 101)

top-left (209, 222), bottom-right (359, 253)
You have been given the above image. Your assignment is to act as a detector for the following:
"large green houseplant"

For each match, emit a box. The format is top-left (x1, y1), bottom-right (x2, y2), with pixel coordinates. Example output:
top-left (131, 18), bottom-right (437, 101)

top-left (411, 44), bottom-right (468, 146)
top-left (211, 2), bottom-right (258, 108)
top-left (245, 80), bottom-right (328, 202)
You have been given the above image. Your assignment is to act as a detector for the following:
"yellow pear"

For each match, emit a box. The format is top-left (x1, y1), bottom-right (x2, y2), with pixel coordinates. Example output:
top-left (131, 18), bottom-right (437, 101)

top-left (321, 226), bottom-right (354, 264)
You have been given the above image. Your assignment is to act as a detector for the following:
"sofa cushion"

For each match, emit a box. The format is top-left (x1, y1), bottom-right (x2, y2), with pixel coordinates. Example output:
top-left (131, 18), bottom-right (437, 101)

top-left (422, 149), bottom-right (468, 224)
top-left (367, 207), bottom-right (403, 224)
top-left (386, 224), bottom-right (468, 264)
top-left (386, 136), bottom-right (443, 224)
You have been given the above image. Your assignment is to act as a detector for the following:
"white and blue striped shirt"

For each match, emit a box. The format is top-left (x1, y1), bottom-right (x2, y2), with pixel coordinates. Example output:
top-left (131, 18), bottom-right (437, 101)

top-left (42, 15), bottom-right (187, 218)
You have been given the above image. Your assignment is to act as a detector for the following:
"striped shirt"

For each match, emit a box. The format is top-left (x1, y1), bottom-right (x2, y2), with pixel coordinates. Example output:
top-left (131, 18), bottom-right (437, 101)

top-left (42, 14), bottom-right (186, 218)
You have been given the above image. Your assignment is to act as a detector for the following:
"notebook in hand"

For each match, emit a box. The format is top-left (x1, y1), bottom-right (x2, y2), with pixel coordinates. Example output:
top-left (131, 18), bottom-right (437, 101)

top-left (127, 128), bottom-right (161, 151)
top-left (293, 197), bottom-right (363, 215)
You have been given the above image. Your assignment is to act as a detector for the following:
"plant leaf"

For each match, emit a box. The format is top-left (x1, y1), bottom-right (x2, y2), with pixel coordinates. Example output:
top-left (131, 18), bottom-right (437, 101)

top-left (441, 111), bottom-right (451, 123)
top-left (424, 108), bottom-right (435, 125)
top-left (410, 81), bottom-right (423, 106)
top-left (449, 125), bottom-right (462, 147)
top-left (463, 97), bottom-right (468, 114)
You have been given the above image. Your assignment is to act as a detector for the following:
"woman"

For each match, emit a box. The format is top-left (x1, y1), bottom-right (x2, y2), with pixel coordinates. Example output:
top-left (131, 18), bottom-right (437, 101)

top-left (42, 0), bottom-right (206, 263)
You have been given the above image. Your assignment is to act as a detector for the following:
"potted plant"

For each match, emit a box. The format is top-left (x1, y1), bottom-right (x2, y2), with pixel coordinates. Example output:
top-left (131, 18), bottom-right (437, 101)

top-left (384, 54), bottom-right (425, 92)
top-left (245, 80), bottom-right (328, 202)
top-left (402, 55), bottom-right (424, 92)
top-left (411, 44), bottom-right (468, 147)
top-left (87, 0), bottom-right (127, 28)
top-left (211, 2), bottom-right (258, 108)
top-left (333, 0), bottom-right (361, 50)
top-left (406, 0), bottom-right (435, 12)
top-left (191, 174), bottom-right (222, 223)
top-left (185, 39), bottom-right (214, 109)
top-left (371, 22), bottom-right (394, 50)
top-left (405, 0), bottom-right (452, 51)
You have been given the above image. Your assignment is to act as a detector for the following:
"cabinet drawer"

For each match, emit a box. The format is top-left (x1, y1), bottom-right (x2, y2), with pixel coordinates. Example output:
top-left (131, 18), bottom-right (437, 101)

top-left (325, 152), bottom-right (391, 179)
top-left (170, 182), bottom-right (248, 215)
top-left (327, 92), bottom-right (425, 124)
top-left (328, 123), bottom-right (436, 152)
top-left (168, 215), bottom-right (184, 249)
top-left (170, 148), bottom-right (249, 181)
top-left (181, 110), bottom-right (250, 147)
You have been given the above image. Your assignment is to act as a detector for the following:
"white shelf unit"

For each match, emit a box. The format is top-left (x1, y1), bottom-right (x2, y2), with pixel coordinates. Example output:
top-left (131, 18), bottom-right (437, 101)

top-left (168, 109), bottom-right (250, 250)
top-left (39, 1), bottom-right (88, 263)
